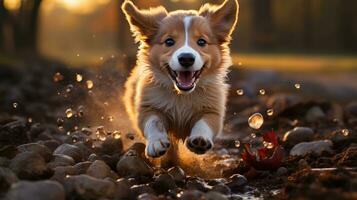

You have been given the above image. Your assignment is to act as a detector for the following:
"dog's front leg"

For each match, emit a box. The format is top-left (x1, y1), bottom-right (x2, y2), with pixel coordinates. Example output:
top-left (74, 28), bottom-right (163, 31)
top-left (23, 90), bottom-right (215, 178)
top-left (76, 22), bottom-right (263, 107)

top-left (186, 114), bottom-right (221, 154)
top-left (142, 115), bottom-right (170, 158)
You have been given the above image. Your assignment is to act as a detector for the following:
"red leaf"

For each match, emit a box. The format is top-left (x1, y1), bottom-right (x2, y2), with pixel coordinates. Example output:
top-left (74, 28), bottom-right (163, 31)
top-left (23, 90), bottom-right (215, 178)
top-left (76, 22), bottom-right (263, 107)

top-left (241, 130), bottom-right (285, 170)
top-left (263, 130), bottom-right (278, 147)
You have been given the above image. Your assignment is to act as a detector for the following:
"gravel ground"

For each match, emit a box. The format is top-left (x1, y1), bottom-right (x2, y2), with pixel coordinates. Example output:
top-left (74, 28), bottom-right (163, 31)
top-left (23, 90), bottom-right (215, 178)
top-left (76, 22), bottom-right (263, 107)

top-left (0, 57), bottom-right (356, 200)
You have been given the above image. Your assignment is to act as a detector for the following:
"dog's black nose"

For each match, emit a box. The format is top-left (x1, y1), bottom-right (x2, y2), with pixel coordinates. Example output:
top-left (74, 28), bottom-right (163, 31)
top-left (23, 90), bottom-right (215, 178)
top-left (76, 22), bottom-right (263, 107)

top-left (178, 53), bottom-right (195, 68)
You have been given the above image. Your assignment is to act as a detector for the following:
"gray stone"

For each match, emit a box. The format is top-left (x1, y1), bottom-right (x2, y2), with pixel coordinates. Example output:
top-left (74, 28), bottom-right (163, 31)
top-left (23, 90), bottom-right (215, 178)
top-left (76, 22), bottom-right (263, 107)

top-left (283, 127), bottom-right (314, 147)
top-left (10, 152), bottom-right (52, 180)
top-left (345, 101), bottom-right (357, 117)
top-left (99, 137), bottom-right (123, 155)
top-left (114, 178), bottom-right (134, 199)
top-left (226, 174), bottom-right (247, 190)
top-left (86, 160), bottom-right (111, 179)
top-left (130, 184), bottom-right (155, 197)
top-left (17, 143), bottom-right (52, 162)
top-left (0, 167), bottom-right (18, 193)
top-left (47, 154), bottom-right (75, 168)
top-left (137, 193), bottom-right (159, 200)
top-left (64, 174), bottom-right (116, 199)
top-left (38, 140), bottom-right (61, 152)
top-left (5, 180), bottom-right (65, 200)
top-left (186, 178), bottom-right (207, 192)
top-left (276, 167), bottom-right (288, 176)
top-left (168, 166), bottom-right (186, 184)
top-left (116, 155), bottom-right (153, 181)
top-left (74, 161), bottom-right (92, 174)
top-left (53, 144), bottom-right (83, 162)
top-left (51, 166), bottom-right (77, 183)
top-left (152, 173), bottom-right (177, 194)
top-left (212, 184), bottom-right (231, 195)
top-left (178, 190), bottom-right (204, 200)
top-left (205, 191), bottom-right (228, 200)
top-left (290, 140), bottom-right (333, 156)
top-left (305, 106), bottom-right (325, 122)
top-left (0, 157), bottom-right (10, 167)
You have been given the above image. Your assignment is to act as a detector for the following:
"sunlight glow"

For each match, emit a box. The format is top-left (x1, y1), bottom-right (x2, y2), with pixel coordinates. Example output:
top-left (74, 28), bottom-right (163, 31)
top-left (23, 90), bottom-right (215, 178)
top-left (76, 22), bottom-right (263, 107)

top-left (3, 0), bottom-right (21, 11)
top-left (47, 0), bottom-right (111, 14)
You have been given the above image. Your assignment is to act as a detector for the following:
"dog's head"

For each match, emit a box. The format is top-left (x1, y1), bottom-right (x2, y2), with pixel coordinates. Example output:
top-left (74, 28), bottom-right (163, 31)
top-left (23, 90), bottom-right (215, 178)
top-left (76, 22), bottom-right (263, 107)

top-left (122, 0), bottom-right (239, 93)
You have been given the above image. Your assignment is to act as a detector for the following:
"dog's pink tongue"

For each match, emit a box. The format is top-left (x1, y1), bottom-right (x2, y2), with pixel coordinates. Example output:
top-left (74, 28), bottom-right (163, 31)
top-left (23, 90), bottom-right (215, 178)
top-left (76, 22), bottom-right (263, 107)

top-left (177, 71), bottom-right (194, 88)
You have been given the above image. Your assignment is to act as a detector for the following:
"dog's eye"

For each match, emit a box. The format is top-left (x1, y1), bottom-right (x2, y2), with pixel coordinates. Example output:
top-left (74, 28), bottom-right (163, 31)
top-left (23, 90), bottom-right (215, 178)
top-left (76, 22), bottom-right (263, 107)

top-left (197, 39), bottom-right (207, 47)
top-left (164, 38), bottom-right (175, 47)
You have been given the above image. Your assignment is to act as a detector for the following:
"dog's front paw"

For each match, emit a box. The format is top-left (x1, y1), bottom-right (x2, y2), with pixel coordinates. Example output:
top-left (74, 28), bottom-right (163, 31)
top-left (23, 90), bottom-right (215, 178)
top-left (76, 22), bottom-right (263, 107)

top-left (145, 136), bottom-right (170, 158)
top-left (186, 135), bottom-right (213, 154)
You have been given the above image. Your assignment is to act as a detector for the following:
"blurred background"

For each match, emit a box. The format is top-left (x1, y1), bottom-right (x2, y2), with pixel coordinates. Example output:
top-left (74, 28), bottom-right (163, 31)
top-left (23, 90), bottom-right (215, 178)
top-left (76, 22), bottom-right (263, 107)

top-left (1, 0), bottom-right (357, 101)
top-left (0, 0), bottom-right (356, 63)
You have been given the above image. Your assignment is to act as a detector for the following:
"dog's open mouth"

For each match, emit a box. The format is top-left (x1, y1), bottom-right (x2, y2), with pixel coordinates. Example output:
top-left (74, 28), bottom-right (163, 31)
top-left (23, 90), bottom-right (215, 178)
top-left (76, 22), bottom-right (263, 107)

top-left (167, 67), bottom-right (203, 91)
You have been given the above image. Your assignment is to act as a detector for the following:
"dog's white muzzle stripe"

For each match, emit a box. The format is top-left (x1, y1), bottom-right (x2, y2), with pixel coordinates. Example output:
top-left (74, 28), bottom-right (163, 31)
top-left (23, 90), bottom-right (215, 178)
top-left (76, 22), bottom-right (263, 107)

top-left (169, 16), bottom-right (204, 72)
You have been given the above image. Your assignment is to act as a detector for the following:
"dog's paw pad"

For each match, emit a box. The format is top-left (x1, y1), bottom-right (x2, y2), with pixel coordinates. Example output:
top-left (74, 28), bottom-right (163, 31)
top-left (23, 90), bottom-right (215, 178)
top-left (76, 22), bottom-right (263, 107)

top-left (145, 137), bottom-right (170, 158)
top-left (186, 136), bottom-right (213, 154)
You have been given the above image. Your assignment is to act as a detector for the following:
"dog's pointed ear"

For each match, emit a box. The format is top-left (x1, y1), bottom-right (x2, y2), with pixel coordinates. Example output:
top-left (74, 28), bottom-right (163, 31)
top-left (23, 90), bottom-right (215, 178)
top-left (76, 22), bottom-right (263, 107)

top-left (121, 0), bottom-right (167, 43)
top-left (199, 0), bottom-right (239, 43)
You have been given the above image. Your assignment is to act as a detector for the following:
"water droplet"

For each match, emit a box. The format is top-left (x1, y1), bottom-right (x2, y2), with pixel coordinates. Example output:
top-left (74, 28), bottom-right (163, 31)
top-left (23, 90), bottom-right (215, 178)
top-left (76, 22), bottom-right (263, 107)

top-left (113, 131), bottom-right (121, 139)
top-left (264, 141), bottom-right (274, 149)
top-left (86, 80), bottom-right (94, 89)
top-left (108, 116), bottom-right (114, 122)
top-left (177, 191), bottom-right (183, 198)
top-left (76, 74), bottom-right (83, 82)
top-left (259, 89), bottom-right (266, 95)
top-left (251, 133), bottom-right (256, 138)
top-left (342, 129), bottom-right (349, 136)
top-left (237, 89), bottom-right (244, 96)
top-left (234, 140), bottom-right (240, 148)
top-left (66, 84), bottom-right (73, 93)
top-left (96, 126), bottom-right (107, 141)
top-left (12, 102), bottom-right (18, 108)
top-left (77, 105), bottom-right (84, 117)
top-left (267, 109), bottom-right (274, 116)
top-left (99, 134), bottom-right (106, 141)
top-left (65, 108), bottom-right (73, 118)
top-left (53, 72), bottom-right (63, 82)
top-left (248, 113), bottom-right (264, 129)
top-left (294, 83), bottom-right (301, 89)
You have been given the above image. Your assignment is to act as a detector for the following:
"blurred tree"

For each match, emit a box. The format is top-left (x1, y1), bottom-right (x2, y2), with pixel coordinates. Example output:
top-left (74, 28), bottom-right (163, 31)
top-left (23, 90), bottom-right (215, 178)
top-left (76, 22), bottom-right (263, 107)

top-left (0, 0), bottom-right (42, 53)
top-left (252, 0), bottom-right (273, 50)
top-left (339, 0), bottom-right (357, 51)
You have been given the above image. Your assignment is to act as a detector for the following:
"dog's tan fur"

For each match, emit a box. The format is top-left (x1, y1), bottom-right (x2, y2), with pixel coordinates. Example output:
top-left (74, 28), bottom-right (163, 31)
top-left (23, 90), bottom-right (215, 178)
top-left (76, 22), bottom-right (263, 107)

top-left (122, 0), bottom-right (239, 161)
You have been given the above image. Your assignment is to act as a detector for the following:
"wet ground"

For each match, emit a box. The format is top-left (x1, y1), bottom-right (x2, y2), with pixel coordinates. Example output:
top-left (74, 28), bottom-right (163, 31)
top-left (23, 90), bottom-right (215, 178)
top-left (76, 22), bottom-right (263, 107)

top-left (0, 56), bottom-right (356, 200)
